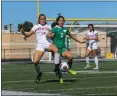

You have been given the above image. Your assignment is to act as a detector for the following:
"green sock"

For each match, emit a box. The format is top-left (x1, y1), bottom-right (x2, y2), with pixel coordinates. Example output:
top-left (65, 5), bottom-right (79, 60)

top-left (58, 68), bottom-right (62, 79)
top-left (56, 64), bottom-right (62, 79)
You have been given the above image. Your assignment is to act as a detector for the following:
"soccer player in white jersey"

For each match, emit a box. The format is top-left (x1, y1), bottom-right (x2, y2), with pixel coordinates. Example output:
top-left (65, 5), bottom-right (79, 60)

top-left (84, 24), bottom-right (99, 70)
top-left (20, 14), bottom-right (60, 83)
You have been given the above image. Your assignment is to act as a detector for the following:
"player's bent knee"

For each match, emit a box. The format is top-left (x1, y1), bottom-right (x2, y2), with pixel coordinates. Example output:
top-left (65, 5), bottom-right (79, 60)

top-left (67, 55), bottom-right (73, 60)
top-left (33, 60), bottom-right (39, 65)
top-left (53, 48), bottom-right (58, 53)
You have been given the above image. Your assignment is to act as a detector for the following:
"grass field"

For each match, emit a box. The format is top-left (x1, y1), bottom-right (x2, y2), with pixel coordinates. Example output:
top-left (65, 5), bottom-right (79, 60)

top-left (2, 61), bottom-right (117, 96)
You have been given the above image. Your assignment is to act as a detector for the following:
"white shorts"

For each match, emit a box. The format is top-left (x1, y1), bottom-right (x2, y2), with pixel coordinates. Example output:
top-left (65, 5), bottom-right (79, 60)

top-left (87, 42), bottom-right (98, 50)
top-left (35, 42), bottom-right (52, 52)
top-left (31, 42), bottom-right (52, 62)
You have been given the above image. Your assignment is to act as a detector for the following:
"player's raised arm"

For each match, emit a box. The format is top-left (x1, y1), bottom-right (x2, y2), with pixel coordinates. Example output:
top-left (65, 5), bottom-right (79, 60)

top-left (68, 33), bottom-right (86, 43)
top-left (20, 28), bottom-right (34, 38)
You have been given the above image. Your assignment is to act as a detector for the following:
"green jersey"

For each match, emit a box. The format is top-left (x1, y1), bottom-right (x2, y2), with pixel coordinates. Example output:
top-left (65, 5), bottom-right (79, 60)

top-left (51, 25), bottom-right (70, 49)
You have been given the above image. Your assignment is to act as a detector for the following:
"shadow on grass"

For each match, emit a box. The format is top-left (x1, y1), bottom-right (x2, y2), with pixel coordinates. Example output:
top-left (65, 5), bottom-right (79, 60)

top-left (41, 79), bottom-right (77, 84)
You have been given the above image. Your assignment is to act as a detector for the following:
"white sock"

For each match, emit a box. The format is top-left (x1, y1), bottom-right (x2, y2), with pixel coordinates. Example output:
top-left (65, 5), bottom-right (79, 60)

top-left (94, 56), bottom-right (98, 68)
top-left (54, 53), bottom-right (60, 64)
top-left (86, 57), bottom-right (90, 66)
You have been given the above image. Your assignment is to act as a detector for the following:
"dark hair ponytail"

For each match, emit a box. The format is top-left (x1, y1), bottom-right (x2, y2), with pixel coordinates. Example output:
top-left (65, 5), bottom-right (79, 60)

top-left (88, 24), bottom-right (94, 32)
top-left (51, 22), bottom-right (57, 28)
top-left (38, 14), bottom-right (47, 24)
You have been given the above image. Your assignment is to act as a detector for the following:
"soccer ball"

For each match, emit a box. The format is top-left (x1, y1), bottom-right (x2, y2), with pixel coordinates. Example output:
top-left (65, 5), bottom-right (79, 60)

top-left (59, 62), bottom-right (69, 72)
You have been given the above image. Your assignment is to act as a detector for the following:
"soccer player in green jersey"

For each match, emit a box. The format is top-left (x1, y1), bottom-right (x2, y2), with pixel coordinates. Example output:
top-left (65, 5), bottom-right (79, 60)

top-left (47, 16), bottom-right (85, 83)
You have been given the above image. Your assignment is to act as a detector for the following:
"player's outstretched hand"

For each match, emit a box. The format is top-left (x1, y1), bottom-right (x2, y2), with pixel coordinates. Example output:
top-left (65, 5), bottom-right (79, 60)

top-left (20, 28), bottom-right (27, 40)
top-left (23, 35), bottom-right (27, 40)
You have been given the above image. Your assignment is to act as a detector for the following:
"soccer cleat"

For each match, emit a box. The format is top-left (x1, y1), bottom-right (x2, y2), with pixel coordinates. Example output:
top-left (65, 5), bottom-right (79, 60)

top-left (93, 67), bottom-right (99, 70)
top-left (68, 69), bottom-right (77, 75)
top-left (59, 78), bottom-right (63, 84)
top-left (84, 65), bottom-right (91, 69)
top-left (36, 72), bottom-right (42, 83)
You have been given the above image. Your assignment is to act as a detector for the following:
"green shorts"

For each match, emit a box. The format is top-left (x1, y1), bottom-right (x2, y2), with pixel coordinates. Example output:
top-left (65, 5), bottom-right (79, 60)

top-left (58, 48), bottom-right (67, 56)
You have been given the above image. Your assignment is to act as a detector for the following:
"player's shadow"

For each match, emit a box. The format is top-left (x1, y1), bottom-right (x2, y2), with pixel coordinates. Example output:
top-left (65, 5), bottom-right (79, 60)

top-left (41, 79), bottom-right (77, 84)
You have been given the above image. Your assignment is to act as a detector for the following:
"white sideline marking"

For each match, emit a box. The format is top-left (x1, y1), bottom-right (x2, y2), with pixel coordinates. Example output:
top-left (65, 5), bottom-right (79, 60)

top-left (17, 86), bottom-right (117, 93)
top-left (2, 90), bottom-right (117, 96)
top-left (82, 93), bottom-right (117, 96)
top-left (61, 92), bottom-right (117, 95)
top-left (41, 86), bottom-right (117, 92)
top-left (2, 90), bottom-right (61, 96)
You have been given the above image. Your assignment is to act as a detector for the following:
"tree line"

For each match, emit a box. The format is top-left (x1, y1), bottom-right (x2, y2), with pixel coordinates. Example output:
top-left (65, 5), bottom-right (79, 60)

top-left (4, 21), bottom-right (33, 32)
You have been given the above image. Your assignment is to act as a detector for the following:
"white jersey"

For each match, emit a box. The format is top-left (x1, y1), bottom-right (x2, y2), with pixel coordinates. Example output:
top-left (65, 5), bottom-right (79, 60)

top-left (31, 24), bottom-right (52, 45)
top-left (87, 31), bottom-right (98, 50)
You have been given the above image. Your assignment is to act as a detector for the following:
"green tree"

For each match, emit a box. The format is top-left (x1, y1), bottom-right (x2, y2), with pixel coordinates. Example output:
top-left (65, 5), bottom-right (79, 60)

top-left (23, 21), bottom-right (33, 32)
top-left (17, 24), bottom-right (23, 32)
top-left (18, 21), bottom-right (33, 32)
top-left (4, 25), bottom-right (8, 30)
